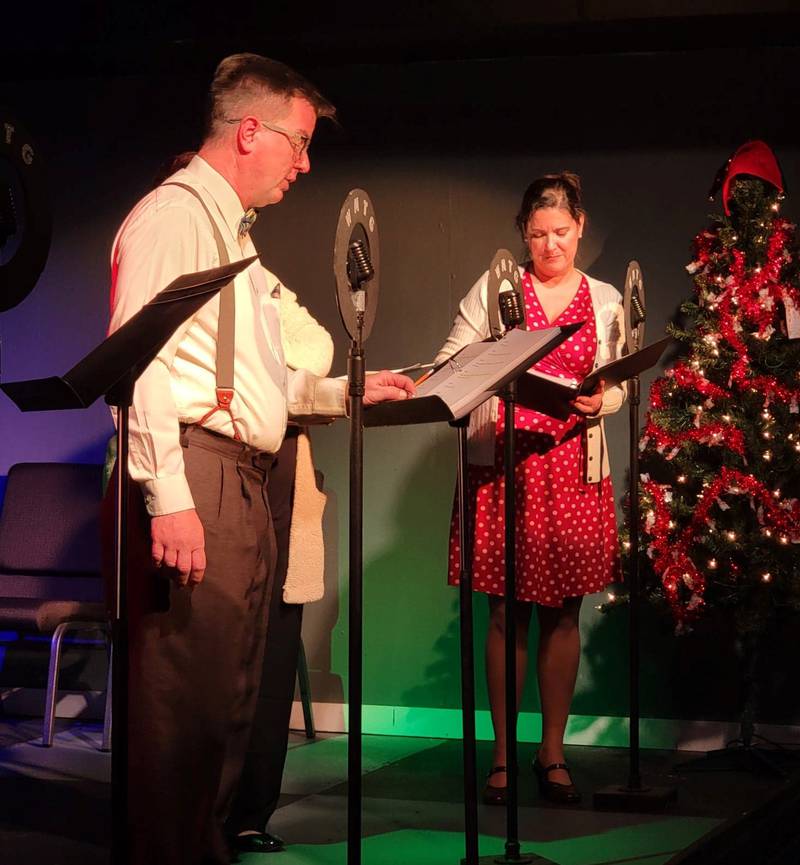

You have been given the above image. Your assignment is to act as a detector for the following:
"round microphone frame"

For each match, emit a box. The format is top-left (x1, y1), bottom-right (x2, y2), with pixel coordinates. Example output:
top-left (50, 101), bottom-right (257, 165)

top-left (0, 113), bottom-right (52, 312)
top-left (334, 188), bottom-right (380, 342)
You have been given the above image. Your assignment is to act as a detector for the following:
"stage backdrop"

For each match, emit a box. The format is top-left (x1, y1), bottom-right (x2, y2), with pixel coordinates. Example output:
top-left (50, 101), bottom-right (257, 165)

top-left (2, 45), bottom-right (799, 742)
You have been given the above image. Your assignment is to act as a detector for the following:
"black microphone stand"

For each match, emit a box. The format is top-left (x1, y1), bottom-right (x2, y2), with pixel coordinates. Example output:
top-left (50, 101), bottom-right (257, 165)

top-left (347, 304), bottom-right (365, 865)
top-left (333, 195), bottom-right (380, 865)
top-left (494, 372), bottom-right (535, 865)
top-left (594, 266), bottom-right (676, 812)
top-left (627, 368), bottom-right (644, 790)
top-left (484, 290), bottom-right (545, 865)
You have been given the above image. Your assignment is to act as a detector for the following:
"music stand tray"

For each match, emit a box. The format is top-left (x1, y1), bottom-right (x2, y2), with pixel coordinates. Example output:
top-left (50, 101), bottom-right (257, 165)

top-left (365, 326), bottom-right (577, 428)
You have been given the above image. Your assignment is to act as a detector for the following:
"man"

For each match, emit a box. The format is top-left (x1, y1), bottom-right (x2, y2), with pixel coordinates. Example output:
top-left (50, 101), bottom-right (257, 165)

top-left (108, 53), bottom-right (413, 865)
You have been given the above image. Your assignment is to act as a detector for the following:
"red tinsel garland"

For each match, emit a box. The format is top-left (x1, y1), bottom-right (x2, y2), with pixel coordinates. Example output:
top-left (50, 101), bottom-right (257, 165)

top-left (642, 480), bottom-right (705, 624)
top-left (699, 220), bottom-right (800, 404)
top-left (650, 363), bottom-right (729, 410)
top-left (643, 468), bottom-right (800, 621)
top-left (641, 416), bottom-right (746, 456)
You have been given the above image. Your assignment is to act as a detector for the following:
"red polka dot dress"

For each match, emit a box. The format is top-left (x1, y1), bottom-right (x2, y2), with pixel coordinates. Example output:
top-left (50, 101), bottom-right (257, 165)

top-left (447, 271), bottom-right (620, 607)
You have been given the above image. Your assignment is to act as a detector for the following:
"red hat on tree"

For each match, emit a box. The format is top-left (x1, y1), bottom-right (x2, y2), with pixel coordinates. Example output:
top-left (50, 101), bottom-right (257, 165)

top-left (709, 140), bottom-right (785, 215)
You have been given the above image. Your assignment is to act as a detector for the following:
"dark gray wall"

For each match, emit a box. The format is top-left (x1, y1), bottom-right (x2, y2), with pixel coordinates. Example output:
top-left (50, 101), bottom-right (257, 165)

top-left (1, 45), bottom-right (799, 722)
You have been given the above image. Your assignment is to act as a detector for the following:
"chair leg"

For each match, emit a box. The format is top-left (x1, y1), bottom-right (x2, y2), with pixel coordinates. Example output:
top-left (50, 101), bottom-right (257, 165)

top-left (297, 638), bottom-right (315, 739)
top-left (42, 622), bottom-right (70, 747)
top-left (100, 634), bottom-right (112, 752)
top-left (43, 621), bottom-right (108, 747)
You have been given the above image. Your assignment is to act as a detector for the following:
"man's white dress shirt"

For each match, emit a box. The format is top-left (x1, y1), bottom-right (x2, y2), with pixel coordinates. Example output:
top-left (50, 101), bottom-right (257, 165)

top-left (109, 156), bottom-right (345, 516)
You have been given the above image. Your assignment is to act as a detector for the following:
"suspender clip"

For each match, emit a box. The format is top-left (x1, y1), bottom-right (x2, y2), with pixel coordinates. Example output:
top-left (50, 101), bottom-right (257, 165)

top-left (198, 388), bottom-right (242, 441)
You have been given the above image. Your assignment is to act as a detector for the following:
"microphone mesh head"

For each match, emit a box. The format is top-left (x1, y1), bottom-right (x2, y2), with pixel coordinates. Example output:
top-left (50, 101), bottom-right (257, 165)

top-left (349, 240), bottom-right (374, 284)
top-left (630, 287), bottom-right (645, 326)
top-left (499, 290), bottom-right (525, 329)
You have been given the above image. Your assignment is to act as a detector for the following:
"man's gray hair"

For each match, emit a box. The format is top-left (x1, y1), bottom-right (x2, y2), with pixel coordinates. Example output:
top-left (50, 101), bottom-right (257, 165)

top-left (205, 53), bottom-right (336, 140)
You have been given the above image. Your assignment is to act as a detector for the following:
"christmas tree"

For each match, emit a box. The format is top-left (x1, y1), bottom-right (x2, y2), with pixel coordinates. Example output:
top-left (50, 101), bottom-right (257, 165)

top-left (636, 141), bottom-right (800, 643)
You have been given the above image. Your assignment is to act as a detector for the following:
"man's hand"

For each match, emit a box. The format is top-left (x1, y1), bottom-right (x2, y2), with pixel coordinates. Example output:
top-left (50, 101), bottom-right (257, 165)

top-left (571, 378), bottom-right (605, 416)
top-left (151, 508), bottom-right (206, 587)
top-left (363, 371), bottom-right (416, 405)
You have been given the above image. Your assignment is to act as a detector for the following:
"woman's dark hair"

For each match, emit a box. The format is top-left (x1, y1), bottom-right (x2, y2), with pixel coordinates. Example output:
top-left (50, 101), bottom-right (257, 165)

top-left (515, 172), bottom-right (585, 238)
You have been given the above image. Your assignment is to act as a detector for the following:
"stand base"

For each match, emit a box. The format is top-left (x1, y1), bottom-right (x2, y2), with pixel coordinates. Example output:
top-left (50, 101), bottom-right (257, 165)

top-left (460, 853), bottom-right (553, 865)
top-left (674, 741), bottom-right (799, 779)
top-left (593, 783), bottom-right (677, 812)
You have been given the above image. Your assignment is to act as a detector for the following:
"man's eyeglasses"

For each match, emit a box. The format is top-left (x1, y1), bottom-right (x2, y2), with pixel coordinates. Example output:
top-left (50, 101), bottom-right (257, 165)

top-left (226, 118), bottom-right (311, 159)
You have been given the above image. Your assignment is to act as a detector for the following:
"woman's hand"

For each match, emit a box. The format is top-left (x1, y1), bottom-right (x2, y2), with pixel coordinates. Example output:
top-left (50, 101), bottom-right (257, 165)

top-left (571, 378), bottom-right (604, 416)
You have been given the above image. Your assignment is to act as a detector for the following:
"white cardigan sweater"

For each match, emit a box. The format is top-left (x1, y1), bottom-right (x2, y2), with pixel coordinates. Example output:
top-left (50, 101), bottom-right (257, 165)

top-left (434, 268), bottom-right (626, 483)
top-left (277, 282), bottom-right (334, 604)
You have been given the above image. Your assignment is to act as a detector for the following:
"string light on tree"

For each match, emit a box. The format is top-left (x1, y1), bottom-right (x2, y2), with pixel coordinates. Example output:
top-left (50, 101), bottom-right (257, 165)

top-left (633, 140), bottom-right (800, 629)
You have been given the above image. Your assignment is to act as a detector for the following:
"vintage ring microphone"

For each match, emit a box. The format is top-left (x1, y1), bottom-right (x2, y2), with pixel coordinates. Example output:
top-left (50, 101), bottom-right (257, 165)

top-left (333, 189), bottom-right (380, 865)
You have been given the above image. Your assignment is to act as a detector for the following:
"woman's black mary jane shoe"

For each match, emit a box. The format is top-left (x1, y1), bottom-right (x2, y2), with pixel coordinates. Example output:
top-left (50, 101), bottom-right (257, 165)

top-left (533, 758), bottom-right (581, 804)
top-left (483, 765), bottom-right (508, 806)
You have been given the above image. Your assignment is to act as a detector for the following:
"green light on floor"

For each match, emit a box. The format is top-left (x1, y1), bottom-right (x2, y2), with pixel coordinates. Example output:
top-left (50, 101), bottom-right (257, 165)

top-left (240, 820), bottom-right (721, 865)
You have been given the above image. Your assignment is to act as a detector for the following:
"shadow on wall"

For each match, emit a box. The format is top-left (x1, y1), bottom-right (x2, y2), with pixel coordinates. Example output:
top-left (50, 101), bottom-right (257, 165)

top-left (357, 425), bottom-right (463, 710)
top-left (397, 456), bottom-right (464, 714)
top-left (401, 593), bottom-right (463, 713)
top-left (576, 601), bottom-right (675, 724)
top-left (579, 593), bottom-right (800, 727)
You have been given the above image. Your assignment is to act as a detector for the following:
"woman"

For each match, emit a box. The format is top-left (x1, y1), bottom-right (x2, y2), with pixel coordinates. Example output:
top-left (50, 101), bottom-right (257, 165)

top-left (436, 173), bottom-right (625, 804)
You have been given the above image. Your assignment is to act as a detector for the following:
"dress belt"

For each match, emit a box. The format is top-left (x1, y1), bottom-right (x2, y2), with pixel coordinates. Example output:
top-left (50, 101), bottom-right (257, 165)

top-left (179, 422), bottom-right (275, 472)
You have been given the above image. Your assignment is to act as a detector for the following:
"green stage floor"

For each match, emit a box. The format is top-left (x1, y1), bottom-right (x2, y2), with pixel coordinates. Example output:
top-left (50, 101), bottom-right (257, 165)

top-left (4, 719), bottom-right (790, 865)
top-left (256, 733), bottom-right (719, 865)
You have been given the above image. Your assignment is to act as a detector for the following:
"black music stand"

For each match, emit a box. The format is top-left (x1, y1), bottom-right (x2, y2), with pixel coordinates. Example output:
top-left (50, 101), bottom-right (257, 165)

top-left (0, 256), bottom-right (257, 864)
top-left (366, 325), bottom-right (574, 865)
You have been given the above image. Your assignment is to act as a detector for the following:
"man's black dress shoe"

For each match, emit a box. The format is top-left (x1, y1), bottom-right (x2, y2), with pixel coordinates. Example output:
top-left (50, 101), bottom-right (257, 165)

top-left (233, 832), bottom-right (286, 853)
